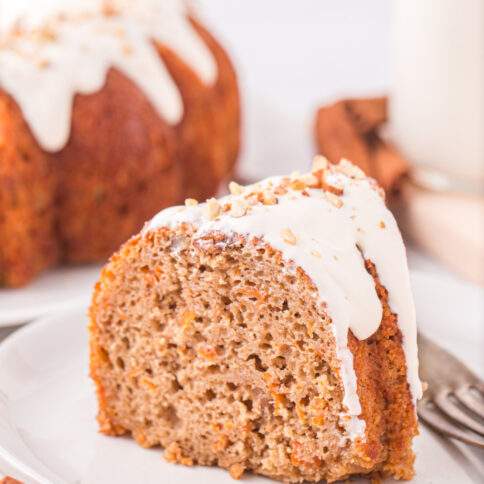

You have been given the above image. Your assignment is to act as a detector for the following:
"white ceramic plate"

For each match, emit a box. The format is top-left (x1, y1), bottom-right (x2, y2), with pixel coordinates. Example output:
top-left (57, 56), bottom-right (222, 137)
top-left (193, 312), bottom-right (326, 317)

top-left (0, 265), bottom-right (102, 327)
top-left (0, 271), bottom-right (483, 484)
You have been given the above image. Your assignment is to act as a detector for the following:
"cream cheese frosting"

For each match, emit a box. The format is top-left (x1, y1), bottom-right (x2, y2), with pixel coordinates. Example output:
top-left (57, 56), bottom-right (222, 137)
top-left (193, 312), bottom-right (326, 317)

top-left (145, 158), bottom-right (423, 440)
top-left (0, 0), bottom-right (217, 152)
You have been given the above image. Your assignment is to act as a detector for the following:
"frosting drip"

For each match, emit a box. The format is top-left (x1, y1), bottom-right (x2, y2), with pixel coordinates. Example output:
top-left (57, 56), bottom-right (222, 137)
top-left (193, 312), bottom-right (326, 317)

top-left (146, 160), bottom-right (423, 440)
top-left (0, 0), bottom-right (217, 152)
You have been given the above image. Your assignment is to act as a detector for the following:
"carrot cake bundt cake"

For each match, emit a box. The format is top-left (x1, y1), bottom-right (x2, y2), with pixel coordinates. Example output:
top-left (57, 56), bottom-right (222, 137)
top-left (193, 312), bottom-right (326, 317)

top-left (89, 157), bottom-right (422, 482)
top-left (0, 0), bottom-right (240, 287)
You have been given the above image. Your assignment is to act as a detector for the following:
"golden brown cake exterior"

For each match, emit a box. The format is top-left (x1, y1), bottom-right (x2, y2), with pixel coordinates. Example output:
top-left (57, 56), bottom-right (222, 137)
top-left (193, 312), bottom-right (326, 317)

top-left (0, 17), bottom-right (240, 286)
top-left (89, 163), bottom-right (419, 482)
top-left (0, 93), bottom-right (59, 287)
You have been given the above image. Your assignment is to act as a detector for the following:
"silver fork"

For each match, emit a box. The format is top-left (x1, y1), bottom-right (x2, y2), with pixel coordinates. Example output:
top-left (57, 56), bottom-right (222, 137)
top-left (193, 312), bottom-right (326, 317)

top-left (417, 332), bottom-right (484, 448)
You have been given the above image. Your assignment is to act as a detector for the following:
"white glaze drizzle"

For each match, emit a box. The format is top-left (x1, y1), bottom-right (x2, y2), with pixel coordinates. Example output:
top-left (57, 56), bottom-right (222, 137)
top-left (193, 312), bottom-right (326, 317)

top-left (0, 0), bottom-right (217, 152)
top-left (146, 161), bottom-right (422, 440)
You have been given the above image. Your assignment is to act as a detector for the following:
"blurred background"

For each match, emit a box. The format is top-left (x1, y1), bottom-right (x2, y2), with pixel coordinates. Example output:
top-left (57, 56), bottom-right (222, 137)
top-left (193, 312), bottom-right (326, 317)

top-left (2, 0), bottom-right (392, 178)
top-left (198, 0), bottom-right (392, 179)
top-left (0, 0), bottom-right (482, 284)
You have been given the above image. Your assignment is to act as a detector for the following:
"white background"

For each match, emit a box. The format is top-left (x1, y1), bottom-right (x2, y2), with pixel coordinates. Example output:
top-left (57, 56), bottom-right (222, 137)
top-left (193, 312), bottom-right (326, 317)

top-left (199, 0), bottom-right (392, 178)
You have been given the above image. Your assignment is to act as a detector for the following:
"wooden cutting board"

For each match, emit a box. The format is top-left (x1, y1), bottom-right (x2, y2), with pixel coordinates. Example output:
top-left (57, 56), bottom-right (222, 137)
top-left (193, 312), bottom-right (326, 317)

top-left (391, 178), bottom-right (484, 286)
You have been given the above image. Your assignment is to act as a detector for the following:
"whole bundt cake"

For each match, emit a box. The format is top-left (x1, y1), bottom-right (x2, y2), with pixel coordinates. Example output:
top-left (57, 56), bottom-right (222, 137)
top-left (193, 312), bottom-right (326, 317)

top-left (0, 0), bottom-right (240, 287)
top-left (89, 157), bottom-right (421, 482)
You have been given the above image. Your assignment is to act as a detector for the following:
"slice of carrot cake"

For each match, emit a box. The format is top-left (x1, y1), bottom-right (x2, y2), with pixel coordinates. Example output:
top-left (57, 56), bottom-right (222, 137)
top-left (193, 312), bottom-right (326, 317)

top-left (89, 157), bottom-right (421, 482)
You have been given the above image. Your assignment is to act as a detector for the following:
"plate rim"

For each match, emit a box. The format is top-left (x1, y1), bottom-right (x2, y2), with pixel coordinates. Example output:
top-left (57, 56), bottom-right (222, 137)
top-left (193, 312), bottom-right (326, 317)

top-left (0, 271), bottom-right (482, 484)
top-left (0, 265), bottom-right (102, 327)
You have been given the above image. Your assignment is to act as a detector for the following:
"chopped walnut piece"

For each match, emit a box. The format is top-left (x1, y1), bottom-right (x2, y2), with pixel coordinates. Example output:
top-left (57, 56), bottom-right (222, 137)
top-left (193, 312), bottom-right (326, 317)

top-left (325, 192), bottom-right (343, 208)
top-left (185, 198), bottom-right (198, 207)
top-left (230, 200), bottom-right (246, 218)
top-left (279, 177), bottom-right (290, 187)
top-left (256, 191), bottom-right (277, 205)
top-left (262, 193), bottom-right (277, 205)
top-left (229, 463), bottom-right (246, 480)
top-left (274, 185), bottom-right (288, 196)
top-left (312, 155), bottom-right (329, 172)
top-left (299, 173), bottom-right (319, 188)
top-left (204, 198), bottom-right (221, 220)
top-left (229, 181), bottom-right (244, 195)
top-left (281, 228), bottom-right (297, 245)
top-left (379, 220), bottom-right (386, 229)
top-left (289, 179), bottom-right (306, 191)
top-left (39, 25), bottom-right (57, 42)
top-left (320, 172), bottom-right (344, 196)
top-left (337, 158), bottom-right (365, 178)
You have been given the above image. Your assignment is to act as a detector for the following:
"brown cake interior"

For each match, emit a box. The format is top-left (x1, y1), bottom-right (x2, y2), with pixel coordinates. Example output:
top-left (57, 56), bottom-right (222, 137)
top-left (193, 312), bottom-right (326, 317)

top-left (89, 226), bottom-right (417, 483)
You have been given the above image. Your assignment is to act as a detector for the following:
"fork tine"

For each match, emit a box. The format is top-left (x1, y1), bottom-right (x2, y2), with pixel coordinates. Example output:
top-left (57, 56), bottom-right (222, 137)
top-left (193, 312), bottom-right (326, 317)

top-left (454, 386), bottom-right (484, 419)
top-left (418, 399), bottom-right (484, 448)
top-left (434, 391), bottom-right (484, 436)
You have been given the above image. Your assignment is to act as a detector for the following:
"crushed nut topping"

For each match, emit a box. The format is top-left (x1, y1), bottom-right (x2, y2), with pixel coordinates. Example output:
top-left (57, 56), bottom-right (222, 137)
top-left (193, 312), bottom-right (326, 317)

top-left (299, 173), bottom-right (319, 188)
top-left (312, 155), bottom-right (329, 172)
top-left (281, 228), bottom-right (297, 245)
top-left (257, 192), bottom-right (277, 205)
top-left (274, 185), bottom-right (288, 196)
top-left (36, 25), bottom-right (58, 43)
top-left (184, 198), bottom-right (198, 207)
top-left (204, 198), bottom-right (221, 220)
top-left (311, 250), bottom-right (322, 258)
top-left (336, 158), bottom-right (365, 178)
top-left (230, 200), bottom-right (247, 218)
top-left (320, 171), bottom-right (344, 196)
top-left (289, 179), bottom-right (306, 191)
top-left (379, 220), bottom-right (386, 229)
top-left (264, 194), bottom-right (278, 205)
top-left (325, 191), bottom-right (343, 208)
top-left (229, 181), bottom-right (244, 195)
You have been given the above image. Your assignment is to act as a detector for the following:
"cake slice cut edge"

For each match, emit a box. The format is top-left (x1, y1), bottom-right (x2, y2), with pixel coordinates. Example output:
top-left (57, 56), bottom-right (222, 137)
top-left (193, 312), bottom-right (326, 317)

top-left (89, 158), bottom-right (420, 483)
